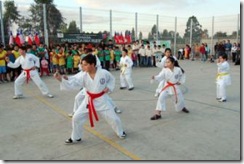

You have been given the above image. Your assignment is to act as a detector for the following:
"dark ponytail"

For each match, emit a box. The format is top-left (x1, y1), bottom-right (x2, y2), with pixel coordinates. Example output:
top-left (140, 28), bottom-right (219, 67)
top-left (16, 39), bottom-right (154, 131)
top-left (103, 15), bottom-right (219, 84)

top-left (167, 56), bottom-right (185, 73)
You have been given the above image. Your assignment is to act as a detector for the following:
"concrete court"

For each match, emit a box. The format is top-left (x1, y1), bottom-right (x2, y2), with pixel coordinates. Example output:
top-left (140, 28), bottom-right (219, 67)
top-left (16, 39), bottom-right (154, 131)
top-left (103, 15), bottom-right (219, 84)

top-left (0, 59), bottom-right (241, 161)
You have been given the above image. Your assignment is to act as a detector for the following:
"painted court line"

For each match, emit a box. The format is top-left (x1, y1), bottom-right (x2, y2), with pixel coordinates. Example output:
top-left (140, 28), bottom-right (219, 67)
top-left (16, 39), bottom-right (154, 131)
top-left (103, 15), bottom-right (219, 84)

top-left (34, 95), bottom-right (141, 160)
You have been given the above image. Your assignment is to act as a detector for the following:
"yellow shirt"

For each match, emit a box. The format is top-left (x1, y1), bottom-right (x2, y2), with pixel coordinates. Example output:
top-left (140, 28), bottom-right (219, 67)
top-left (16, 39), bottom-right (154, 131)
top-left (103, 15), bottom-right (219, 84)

top-left (12, 50), bottom-right (20, 59)
top-left (110, 50), bottom-right (114, 61)
top-left (93, 49), bottom-right (98, 55)
top-left (73, 55), bottom-right (81, 68)
top-left (51, 52), bottom-right (58, 65)
top-left (0, 50), bottom-right (7, 66)
top-left (57, 53), bottom-right (65, 66)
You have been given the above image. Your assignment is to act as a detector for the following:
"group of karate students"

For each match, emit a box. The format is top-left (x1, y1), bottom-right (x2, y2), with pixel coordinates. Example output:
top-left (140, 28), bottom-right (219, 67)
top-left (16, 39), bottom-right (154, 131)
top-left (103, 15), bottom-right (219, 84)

top-left (5, 45), bottom-right (231, 144)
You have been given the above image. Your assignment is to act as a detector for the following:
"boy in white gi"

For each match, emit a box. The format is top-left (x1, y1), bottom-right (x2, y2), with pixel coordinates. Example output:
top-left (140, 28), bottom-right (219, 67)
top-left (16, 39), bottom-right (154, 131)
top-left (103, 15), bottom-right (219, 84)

top-left (58, 53), bottom-right (122, 117)
top-left (54, 55), bottom-right (126, 144)
top-left (216, 53), bottom-right (231, 102)
top-left (150, 56), bottom-right (189, 120)
top-left (119, 48), bottom-right (134, 90)
top-left (5, 46), bottom-right (53, 99)
top-left (154, 48), bottom-right (177, 97)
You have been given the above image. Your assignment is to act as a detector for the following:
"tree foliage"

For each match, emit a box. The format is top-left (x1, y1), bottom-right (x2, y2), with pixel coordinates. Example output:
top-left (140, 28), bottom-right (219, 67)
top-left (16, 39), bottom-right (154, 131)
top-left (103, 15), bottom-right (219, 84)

top-left (17, 0), bottom-right (64, 36)
top-left (183, 16), bottom-right (202, 43)
top-left (3, 1), bottom-right (20, 33)
top-left (139, 32), bottom-right (143, 40)
top-left (66, 21), bottom-right (80, 33)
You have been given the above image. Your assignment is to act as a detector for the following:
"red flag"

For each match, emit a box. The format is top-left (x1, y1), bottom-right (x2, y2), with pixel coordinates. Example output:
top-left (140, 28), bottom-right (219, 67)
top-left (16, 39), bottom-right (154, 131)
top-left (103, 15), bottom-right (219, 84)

top-left (126, 33), bottom-right (131, 44)
top-left (34, 32), bottom-right (40, 46)
top-left (120, 33), bottom-right (125, 44)
top-left (27, 32), bottom-right (33, 45)
top-left (15, 32), bottom-right (21, 47)
top-left (114, 32), bottom-right (119, 44)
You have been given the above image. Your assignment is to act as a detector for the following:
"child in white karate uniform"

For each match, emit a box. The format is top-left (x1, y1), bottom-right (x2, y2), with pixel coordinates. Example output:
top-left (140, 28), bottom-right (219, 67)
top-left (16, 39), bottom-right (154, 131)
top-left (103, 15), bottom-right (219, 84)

top-left (150, 56), bottom-right (189, 120)
top-left (154, 48), bottom-right (178, 97)
top-left (216, 53), bottom-right (231, 102)
top-left (119, 48), bottom-right (134, 91)
top-left (54, 55), bottom-right (126, 144)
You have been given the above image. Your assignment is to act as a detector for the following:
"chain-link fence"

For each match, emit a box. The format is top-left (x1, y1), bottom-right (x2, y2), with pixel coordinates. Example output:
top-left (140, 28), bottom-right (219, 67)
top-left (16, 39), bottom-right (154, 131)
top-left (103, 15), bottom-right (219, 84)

top-left (0, 1), bottom-right (240, 55)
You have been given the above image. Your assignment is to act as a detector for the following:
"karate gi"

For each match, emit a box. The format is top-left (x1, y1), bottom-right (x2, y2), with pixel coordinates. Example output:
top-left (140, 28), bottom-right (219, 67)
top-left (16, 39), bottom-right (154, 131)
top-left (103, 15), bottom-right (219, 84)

top-left (155, 56), bottom-right (178, 96)
top-left (120, 56), bottom-right (134, 89)
top-left (7, 53), bottom-right (51, 96)
top-left (154, 66), bottom-right (186, 112)
top-left (63, 68), bottom-right (124, 140)
top-left (216, 61), bottom-right (231, 100)
top-left (60, 70), bottom-right (117, 114)
top-left (59, 55), bottom-right (118, 114)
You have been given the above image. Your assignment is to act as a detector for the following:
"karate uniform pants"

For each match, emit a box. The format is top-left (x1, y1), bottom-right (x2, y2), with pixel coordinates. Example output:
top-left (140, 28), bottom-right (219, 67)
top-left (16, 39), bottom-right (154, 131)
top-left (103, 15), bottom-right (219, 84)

top-left (120, 73), bottom-right (134, 89)
top-left (155, 80), bottom-right (165, 94)
top-left (216, 83), bottom-right (227, 100)
top-left (156, 90), bottom-right (185, 112)
top-left (14, 70), bottom-right (50, 96)
top-left (71, 103), bottom-right (124, 140)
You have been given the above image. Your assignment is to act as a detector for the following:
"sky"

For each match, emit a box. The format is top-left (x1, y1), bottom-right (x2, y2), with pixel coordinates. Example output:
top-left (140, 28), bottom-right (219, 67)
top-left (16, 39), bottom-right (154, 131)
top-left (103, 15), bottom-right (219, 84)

top-left (10, 0), bottom-right (240, 18)
top-left (2, 0), bottom-right (241, 37)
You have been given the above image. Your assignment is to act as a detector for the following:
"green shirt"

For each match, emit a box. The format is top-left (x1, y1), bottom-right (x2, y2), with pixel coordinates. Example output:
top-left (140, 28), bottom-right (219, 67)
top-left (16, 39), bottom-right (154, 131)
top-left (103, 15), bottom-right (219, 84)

top-left (97, 50), bottom-right (104, 62)
top-left (66, 55), bottom-right (73, 68)
top-left (114, 50), bottom-right (121, 62)
top-left (104, 50), bottom-right (110, 61)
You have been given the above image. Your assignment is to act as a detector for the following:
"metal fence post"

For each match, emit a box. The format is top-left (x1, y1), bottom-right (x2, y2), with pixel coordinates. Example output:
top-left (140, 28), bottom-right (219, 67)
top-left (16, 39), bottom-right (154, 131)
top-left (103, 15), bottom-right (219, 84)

top-left (237, 14), bottom-right (239, 43)
top-left (190, 18), bottom-right (192, 48)
top-left (110, 10), bottom-right (112, 39)
top-left (173, 16), bottom-right (177, 55)
top-left (135, 12), bottom-right (137, 40)
top-left (43, 4), bottom-right (49, 46)
top-left (156, 14), bottom-right (159, 41)
top-left (80, 7), bottom-right (82, 33)
top-left (211, 16), bottom-right (214, 55)
top-left (0, 1), bottom-right (5, 47)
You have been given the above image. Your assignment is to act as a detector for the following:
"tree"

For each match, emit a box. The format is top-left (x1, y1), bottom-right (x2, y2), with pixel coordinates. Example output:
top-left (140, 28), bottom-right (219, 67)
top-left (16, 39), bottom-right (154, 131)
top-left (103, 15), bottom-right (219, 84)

top-left (161, 29), bottom-right (170, 39)
top-left (148, 32), bottom-right (153, 41)
top-left (184, 16), bottom-right (203, 43)
top-left (27, 0), bottom-right (64, 36)
top-left (59, 22), bottom-right (68, 33)
top-left (213, 32), bottom-right (227, 38)
top-left (139, 32), bottom-right (143, 40)
top-left (3, 1), bottom-right (20, 35)
top-left (148, 24), bottom-right (157, 40)
top-left (202, 29), bottom-right (209, 39)
top-left (66, 21), bottom-right (80, 33)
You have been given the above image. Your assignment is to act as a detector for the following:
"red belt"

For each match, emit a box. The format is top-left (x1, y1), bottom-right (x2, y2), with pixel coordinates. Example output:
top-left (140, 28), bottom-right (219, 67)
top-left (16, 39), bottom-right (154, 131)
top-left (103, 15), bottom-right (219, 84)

top-left (23, 69), bottom-right (32, 84)
top-left (161, 81), bottom-right (178, 103)
top-left (86, 91), bottom-right (105, 127)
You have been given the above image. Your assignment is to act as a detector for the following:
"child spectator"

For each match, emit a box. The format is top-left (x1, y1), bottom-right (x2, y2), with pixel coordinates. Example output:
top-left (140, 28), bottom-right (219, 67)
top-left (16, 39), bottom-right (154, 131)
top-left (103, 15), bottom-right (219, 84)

top-left (6, 47), bottom-right (16, 81)
top-left (40, 56), bottom-right (50, 77)
top-left (0, 45), bottom-right (7, 83)
top-left (57, 47), bottom-right (66, 74)
top-left (66, 50), bottom-right (73, 74)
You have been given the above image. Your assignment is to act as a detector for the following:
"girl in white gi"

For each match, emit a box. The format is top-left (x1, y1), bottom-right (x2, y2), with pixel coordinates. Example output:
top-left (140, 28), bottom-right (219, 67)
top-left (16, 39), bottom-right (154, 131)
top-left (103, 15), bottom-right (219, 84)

top-left (54, 55), bottom-right (126, 144)
top-left (5, 46), bottom-right (53, 99)
top-left (216, 53), bottom-right (231, 102)
top-left (150, 56), bottom-right (189, 120)
top-left (154, 48), bottom-right (178, 97)
top-left (119, 48), bottom-right (134, 91)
